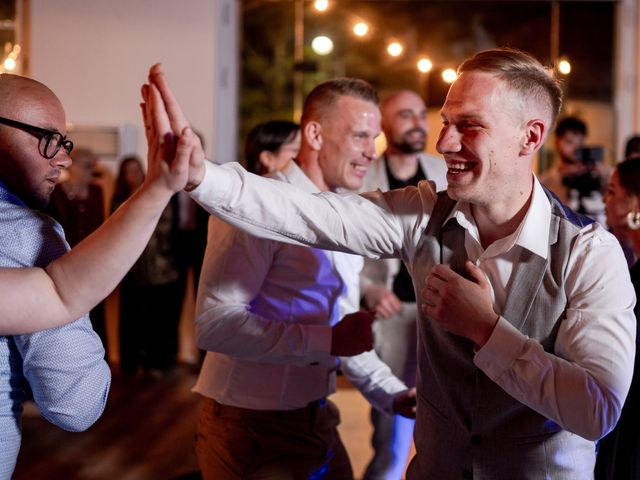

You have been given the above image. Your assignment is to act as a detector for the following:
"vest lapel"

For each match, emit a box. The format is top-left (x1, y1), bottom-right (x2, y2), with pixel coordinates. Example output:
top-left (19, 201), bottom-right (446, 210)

top-left (501, 214), bottom-right (558, 331)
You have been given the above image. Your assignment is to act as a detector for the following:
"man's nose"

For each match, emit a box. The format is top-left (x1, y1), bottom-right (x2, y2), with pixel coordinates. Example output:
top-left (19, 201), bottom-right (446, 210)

top-left (51, 150), bottom-right (72, 169)
top-left (363, 140), bottom-right (377, 162)
top-left (436, 125), bottom-right (461, 154)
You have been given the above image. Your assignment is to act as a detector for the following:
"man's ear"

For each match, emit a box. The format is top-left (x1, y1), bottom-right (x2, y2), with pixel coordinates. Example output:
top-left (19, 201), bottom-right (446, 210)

top-left (304, 121), bottom-right (323, 151)
top-left (520, 119), bottom-right (546, 156)
top-left (258, 150), bottom-right (275, 173)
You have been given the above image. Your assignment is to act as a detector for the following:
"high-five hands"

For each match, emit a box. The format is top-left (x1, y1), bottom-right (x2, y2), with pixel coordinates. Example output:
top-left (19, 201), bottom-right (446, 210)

top-left (421, 260), bottom-right (499, 348)
top-left (139, 82), bottom-right (192, 197)
top-left (330, 310), bottom-right (375, 357)
top-left (142, 63), bottom-right (207, 191)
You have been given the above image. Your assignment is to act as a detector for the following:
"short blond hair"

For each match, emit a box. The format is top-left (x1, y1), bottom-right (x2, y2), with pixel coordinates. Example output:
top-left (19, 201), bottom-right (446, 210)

top-left (458, 48), bottom-right (562, 124)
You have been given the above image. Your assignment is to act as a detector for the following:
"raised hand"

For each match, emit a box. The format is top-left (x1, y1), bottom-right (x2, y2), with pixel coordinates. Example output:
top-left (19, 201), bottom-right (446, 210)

top-left (330, 310), bottom-right (375, 356)
top-left (421, 260), bottom-right (499, 347)
top-left (393, 387), bottom-right (417, 418)
top-left (142, 63), bottom-right (207, 191)
top-left (140, 82), bottom-right (191, 196)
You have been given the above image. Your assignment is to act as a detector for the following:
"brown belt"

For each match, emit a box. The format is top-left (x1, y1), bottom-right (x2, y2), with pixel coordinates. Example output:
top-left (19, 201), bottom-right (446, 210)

top-left (204, 397), bottom-right (323, 421)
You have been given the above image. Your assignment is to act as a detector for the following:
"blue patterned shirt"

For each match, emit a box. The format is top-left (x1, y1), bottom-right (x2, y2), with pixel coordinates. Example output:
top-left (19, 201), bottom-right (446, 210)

top-left (0, 181), bottom-right (111, 479)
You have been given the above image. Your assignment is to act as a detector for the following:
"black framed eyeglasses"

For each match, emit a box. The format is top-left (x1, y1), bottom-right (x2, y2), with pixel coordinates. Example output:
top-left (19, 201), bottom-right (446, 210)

top-left (0, 116), bottom-right (74, 160)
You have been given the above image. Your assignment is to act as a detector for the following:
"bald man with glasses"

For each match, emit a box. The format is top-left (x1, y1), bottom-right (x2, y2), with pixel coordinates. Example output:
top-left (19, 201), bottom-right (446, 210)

top-left (0, 73), bottom-right (110, 479)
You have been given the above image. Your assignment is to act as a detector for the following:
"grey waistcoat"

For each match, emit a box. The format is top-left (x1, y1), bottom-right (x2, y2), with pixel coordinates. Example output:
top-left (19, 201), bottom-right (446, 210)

top-left (406, 190), bottom-right (596, 480)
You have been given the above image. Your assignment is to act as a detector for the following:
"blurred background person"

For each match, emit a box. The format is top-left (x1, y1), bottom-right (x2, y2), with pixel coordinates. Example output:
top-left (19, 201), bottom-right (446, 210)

top-left (625, 134), bottom-right (640, 160)
top-left (47, 147), bottom-right (108, 350)
top-left (595, 157), bottom-right (640, 479)
top-left (541, 116), bottom-right (610, 225)
top-left (359, 90), bottom-right (446, 480)
top-left (111, 155), bottom-right (182, 378)
top-left (244, 119), bottom-right (300, 175)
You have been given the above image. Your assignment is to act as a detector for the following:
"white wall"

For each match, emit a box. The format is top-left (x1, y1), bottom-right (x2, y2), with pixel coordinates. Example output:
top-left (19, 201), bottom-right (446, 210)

top-left (615, 0), bottom-right (640, 161)
top-left (29, 0), bottom-right (223, 163)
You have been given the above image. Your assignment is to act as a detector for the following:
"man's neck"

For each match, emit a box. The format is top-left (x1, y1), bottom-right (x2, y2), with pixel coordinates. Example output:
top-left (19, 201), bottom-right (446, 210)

top-left (385, 150), bottom-right (421, 181)
top-left (472, 178), bottom-right (535, 249)
top-left (297, 154), bottom-right (331, 192)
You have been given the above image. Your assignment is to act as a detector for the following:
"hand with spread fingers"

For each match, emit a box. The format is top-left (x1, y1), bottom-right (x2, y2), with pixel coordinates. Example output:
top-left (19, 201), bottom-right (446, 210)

top-left (143, 63), bottom-right (207, 191)
top-left (421, 260), bottom-right (499, 347)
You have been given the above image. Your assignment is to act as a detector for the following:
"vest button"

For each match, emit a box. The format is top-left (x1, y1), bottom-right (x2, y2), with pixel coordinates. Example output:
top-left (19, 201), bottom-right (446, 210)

top-left (470, 434), bottom-right (482, 445)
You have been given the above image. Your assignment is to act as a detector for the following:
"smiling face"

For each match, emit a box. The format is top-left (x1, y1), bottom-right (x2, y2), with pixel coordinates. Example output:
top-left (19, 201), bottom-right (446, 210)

top-left (381, 90), bottom-right (428, 154)
top-left (435, 71), bottom-right (534, 208)
top-left (0, 75), bottom-right (72, 209)
top-left (317, 95), bottom-right (381, 191)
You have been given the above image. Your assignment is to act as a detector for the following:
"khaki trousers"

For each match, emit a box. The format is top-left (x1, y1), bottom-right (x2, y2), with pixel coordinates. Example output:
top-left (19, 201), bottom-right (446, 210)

top-left (195, 397), bottom-right (353, 480)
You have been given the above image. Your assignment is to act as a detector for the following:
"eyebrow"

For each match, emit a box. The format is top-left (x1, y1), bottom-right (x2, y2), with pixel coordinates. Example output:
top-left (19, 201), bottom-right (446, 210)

top-left (440, 111), bottom-right (486, 123)
top-left (397, 108), bottom-right (426, 116)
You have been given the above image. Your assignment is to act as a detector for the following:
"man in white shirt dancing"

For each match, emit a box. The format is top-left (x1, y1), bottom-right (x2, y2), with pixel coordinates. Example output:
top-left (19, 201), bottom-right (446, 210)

top-left (147, 48), bottom-right (636, 480)
top-left (192, 78), bottom-right (415, 479)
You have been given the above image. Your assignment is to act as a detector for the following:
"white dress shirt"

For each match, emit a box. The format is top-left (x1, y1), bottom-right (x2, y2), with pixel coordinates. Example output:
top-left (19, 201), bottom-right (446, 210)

top-left (193, 161), bottom-right (406, 412)
top-left (190, 160), bottom-right (636, 440)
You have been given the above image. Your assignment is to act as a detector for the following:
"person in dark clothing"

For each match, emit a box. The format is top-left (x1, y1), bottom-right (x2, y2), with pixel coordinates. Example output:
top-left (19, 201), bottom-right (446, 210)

top-left (112, 155), bottom-right (183, 377)
top-left (597, 157), bottom-right (640, 479)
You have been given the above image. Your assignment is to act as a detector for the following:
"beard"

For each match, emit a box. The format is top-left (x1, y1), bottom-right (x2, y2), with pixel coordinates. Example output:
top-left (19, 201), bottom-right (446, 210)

top-left (392, 128), bottom-right (426, 153)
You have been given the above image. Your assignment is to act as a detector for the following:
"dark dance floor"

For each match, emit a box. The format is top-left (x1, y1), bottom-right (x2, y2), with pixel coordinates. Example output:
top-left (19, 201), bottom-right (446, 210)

top-left (13, 365), bottom-right (202, 480)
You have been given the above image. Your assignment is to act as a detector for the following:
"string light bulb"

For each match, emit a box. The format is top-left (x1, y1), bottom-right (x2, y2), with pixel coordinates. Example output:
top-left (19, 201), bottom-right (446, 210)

top-left (353, 22), bottom-right (368, 37)
top-left (387, 42), bottom-right (403, 57)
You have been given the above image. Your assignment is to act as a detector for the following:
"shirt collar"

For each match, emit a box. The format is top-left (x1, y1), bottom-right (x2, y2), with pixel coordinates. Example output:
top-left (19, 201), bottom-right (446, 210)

top-left (444, 175), bottom-right (551, 259)
top-left (270, 160), bottom-right (320, 194)
top-left (0, 179), bottom-right (26, 207)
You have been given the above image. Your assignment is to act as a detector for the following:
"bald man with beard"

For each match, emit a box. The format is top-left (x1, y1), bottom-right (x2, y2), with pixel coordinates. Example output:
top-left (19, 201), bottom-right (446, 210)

top-left (360, 90), bottom-right (447, 480)
top-left (0, 74), bottom-right (110, 479)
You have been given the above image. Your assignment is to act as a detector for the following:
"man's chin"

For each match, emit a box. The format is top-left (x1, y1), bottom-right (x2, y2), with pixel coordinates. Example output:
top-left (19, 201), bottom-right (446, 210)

top-left (25, 192), bottom-right (51, 211)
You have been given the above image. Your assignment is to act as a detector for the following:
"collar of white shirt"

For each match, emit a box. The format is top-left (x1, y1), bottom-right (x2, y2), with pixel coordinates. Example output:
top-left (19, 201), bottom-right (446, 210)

top-left (272, 160), bottom-right (320, 194)
top-left (442, 175), bottom-right (551, 260)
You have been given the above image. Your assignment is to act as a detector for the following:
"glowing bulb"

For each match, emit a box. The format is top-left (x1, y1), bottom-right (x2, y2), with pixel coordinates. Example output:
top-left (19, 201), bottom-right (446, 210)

top-left (417, 58), bottom-right (433, 73)
top-left (311, 36), bottom-right (334, 56)
top-left (314, 0), bottom-right (328, 12)
top-left (353, 22), bottom-right (368, 37)
top-left (387, 42), bottom-right (403, 57)
top-left (442, 68), bottom-right (457, 83)
top-left (3, 57), bottom-right (16, 71)
top-left (558, 59), bottom-right (571, 75)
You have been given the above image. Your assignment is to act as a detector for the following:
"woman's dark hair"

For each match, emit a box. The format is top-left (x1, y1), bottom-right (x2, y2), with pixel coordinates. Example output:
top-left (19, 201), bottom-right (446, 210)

top-left (617, 157), bottom-right (640, 197)
top-left (624, 135), bottom-right (640, 160)
top-left (112, 155), bottom-right (144, 209)
top-left (244, 120), bottom-right (299, 175)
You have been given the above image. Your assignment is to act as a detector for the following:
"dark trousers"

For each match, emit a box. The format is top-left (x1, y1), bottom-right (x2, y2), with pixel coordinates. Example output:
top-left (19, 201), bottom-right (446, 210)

top-left (119, 280), bottom-right (183, 374)
top-left (195, 397), bottom-right (354, 480)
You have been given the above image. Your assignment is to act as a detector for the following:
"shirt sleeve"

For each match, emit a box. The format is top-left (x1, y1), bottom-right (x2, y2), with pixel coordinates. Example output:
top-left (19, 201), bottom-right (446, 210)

top-left (340, 350), bottom-right (407, 415)
top-left (14, 318), bottom-right (110, 431)
top-left (9, 210), bottom-right (110, 432)
top-left (194, 217), bottom-right (334, 367)
top-left (189, 161), bottom-right (429, 260)
top-left (474, 225), bottom-right (636, 440)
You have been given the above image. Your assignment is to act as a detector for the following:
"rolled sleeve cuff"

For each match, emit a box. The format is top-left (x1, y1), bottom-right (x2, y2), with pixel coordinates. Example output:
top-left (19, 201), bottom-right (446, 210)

top-left (473, 316), bottom-right (528, 381)
top-left (189, 160), bottom-right (233, 206)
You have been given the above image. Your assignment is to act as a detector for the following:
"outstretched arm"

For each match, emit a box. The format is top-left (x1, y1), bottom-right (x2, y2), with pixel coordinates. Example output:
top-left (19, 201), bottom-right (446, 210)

top-left (0, 83), bottom-right (193, 335)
